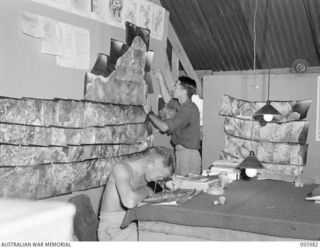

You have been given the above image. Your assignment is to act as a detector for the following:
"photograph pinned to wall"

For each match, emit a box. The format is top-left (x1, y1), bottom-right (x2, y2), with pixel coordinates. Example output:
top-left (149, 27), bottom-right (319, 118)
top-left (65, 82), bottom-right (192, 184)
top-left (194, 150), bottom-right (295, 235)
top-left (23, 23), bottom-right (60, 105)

top-left (107, 0), bottom-right (124, 27)
top-left (123, 0), bottom-right (139, 25)
top-left (317, 76), bottom-right (320, 141)
top-left (138, 0), bottom-right (154, 31)
top-left (151, 3), bottom-right (165, 40)
top-left (90, 0), bottom-right (108, 22)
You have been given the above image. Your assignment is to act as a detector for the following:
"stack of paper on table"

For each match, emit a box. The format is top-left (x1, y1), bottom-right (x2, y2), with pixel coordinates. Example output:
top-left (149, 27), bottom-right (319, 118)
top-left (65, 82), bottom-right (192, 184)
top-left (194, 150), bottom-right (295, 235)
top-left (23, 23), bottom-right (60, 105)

top-left (167, 174), bottom-right (221, 191)
top-left (205, 160), bottom-right (241, 182)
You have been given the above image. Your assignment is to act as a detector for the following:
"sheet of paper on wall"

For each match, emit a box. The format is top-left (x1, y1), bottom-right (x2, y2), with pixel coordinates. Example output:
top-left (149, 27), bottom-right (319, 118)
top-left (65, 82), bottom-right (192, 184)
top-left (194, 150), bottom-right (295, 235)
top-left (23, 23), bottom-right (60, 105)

top-left (123, 0), bottom-right (139, 26)
top-left (107, 0), bottom-right (124, 28)
top-left (21, 12), bottom-right (43, 38)
top-left (41, 40), bottom-right (62, 56)
top-left (59, 23), bottom-right (75, 59)
top-left (41, 18), bottom-right (61, 55)
top-left (138, 0), bottom-right (153, 32)
top-left (42, 17), bottom-right (59, 43)
top-left (30, 0), bottom-right (45, 4)
top-left (45, 0), bottom-right (70, 11)
top-left (56, 55), bottom-right (75, 68)
top-left (151, 4), bottom-right (165, 40)
top-left (74, 27), bottom-right (90, 70)
top-left (56, 25), bottom-right (90, 70)
top-left (69, 0), bottom-right (91, 17)
top-left (91, 0), bottom-right (108, 22)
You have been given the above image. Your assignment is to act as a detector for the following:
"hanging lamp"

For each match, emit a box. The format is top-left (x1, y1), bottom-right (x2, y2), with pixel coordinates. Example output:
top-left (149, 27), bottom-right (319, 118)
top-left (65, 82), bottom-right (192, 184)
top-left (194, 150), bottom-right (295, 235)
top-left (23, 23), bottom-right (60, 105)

top-left (253, 68), bottom-right (281, 122)
top-left (238, 0), bottom-right (264, 176)
top-left (253, 0), bottom-right (281, 123)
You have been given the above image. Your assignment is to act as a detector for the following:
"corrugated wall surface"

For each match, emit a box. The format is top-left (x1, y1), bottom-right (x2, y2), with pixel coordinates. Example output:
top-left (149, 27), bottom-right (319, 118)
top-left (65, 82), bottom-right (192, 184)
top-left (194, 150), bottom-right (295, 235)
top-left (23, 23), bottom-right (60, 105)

top-left (161, 0), bottom-right (320, 71)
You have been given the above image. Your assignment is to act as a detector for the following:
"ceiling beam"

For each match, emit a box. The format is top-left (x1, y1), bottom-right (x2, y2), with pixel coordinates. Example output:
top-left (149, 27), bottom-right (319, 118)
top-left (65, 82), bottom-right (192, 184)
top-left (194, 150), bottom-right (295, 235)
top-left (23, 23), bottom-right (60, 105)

top-left (151, 0), bottom-right (203, 98)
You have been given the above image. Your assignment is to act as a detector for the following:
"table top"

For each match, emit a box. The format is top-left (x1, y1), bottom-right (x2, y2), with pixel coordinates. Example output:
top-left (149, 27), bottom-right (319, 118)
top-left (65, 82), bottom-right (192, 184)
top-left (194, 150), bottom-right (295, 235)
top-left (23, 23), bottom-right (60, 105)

top-left (122, 179), bottom-right (320, 240)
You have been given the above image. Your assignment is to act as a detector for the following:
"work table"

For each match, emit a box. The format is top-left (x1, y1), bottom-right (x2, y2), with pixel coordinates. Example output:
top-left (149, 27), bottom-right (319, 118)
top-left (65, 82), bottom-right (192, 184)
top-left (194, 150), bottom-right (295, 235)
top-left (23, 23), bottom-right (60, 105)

top-left (122, 179), bottom-right (320, 240)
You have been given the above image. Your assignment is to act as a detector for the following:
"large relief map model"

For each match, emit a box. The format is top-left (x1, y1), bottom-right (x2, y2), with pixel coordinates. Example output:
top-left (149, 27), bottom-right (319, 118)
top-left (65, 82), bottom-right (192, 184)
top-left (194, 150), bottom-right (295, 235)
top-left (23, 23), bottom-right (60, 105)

top-left (0, 23), bottom-right (153, 199)
top-left (217, 94), bottom-right (312, 180)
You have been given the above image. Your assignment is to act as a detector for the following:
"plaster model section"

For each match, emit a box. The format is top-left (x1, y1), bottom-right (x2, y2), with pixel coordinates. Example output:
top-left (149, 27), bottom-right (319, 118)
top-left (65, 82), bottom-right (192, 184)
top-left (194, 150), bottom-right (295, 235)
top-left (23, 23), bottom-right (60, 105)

top-left (0, 35), bottom-right (152, 199)
top-left (0, 97), bottom-right (146, 127)
top-left (84, 36), bottom-right (148, 105)
top-left (217, 94), bottom-right (311, 179)
top-left (0, 122), bottom-right (149, 146)
top-left (221, 135), bottom-right (308, 166)
top-left (219, 94), bottom-right (312, 121)
top-left (224, 117), bottom-right (309, 144)
top-left (0, 154), bottom-right (141, 199)
top-left (0, 142), bottom-right (150, 166)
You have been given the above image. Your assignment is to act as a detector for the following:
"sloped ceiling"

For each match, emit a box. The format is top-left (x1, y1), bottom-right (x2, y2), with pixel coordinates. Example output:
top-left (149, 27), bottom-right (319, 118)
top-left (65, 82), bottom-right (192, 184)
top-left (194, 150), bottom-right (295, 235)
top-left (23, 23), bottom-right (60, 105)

top-left (160, 0), bottom-right (320, 72)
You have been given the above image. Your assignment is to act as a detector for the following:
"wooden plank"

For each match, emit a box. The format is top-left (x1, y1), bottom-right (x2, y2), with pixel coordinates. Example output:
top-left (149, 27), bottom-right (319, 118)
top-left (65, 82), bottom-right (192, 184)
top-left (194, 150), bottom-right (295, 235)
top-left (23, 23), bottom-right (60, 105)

top-left (171, 49), bottom-right (179, 81)
top-left (150, 0), bottom-right (202, 98)
top-left (167, 23), bottom-right (203, 98)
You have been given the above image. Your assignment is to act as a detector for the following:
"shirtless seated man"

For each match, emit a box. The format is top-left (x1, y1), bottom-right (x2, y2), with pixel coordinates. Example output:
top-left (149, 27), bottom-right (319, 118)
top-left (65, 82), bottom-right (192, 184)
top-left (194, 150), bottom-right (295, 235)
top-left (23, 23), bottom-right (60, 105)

top-left (97, 147), bottom-right (174, 241)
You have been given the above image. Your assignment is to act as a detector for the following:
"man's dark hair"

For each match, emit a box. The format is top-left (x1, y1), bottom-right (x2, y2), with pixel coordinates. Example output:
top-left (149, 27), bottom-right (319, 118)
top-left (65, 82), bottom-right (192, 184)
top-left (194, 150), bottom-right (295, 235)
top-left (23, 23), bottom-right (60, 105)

top-left (179, 76), bottom-right (197, 98)
top-left (149, 146), bottom-right (175, 175)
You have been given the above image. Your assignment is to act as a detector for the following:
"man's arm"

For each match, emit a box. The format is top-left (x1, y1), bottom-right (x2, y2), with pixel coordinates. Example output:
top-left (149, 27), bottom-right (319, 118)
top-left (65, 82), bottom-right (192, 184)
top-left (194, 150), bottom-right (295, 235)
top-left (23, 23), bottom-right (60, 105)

top-left (143, 102), bottom-right (169, 133)
top-left (113, 163), bottom-right (153, 209)
top-left (152, 70), bottom-right (172, 104)
top-left (148, 111), bottom-right (169, 132)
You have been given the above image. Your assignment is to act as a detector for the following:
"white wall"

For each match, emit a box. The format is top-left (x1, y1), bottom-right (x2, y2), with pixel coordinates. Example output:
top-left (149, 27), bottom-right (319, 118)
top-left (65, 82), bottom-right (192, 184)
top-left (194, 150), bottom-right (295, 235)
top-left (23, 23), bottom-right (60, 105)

top-left (202, 70), bottom-right (320, 181)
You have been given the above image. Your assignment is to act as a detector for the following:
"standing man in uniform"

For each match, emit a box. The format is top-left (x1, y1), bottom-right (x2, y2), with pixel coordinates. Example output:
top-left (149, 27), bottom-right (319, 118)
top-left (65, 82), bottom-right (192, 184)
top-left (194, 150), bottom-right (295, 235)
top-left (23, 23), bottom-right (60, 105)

top-left (144, 70), bottom-right (201, 176)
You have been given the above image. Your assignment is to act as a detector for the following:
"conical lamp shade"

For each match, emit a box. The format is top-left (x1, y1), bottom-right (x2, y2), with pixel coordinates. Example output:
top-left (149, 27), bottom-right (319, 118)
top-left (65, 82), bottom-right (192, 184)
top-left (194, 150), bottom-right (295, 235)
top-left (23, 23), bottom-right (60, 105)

top-left (254, 101), bottom-right (281, 117)
top-left (238, 151), bottom-right (264, 169)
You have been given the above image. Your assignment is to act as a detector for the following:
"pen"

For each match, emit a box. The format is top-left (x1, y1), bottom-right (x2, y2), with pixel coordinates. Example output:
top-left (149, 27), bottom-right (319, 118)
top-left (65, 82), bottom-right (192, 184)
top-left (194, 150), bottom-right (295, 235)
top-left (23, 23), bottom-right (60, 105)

top-left (152, 180), bottom-right (157, 198)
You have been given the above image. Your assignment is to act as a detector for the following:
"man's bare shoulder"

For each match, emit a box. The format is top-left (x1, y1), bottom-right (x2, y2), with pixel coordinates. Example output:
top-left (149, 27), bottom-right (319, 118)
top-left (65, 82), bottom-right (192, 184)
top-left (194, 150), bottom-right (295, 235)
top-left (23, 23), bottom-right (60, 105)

top-left (111, 160), bottom-right (132, 179)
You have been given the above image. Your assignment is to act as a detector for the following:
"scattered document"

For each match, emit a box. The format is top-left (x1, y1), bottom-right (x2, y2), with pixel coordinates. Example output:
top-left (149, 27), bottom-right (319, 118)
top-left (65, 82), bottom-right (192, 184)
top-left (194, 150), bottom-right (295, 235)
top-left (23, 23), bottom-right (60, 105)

top-left (166, 174), bottom-right (221, 191)
top-left (139, 188), bottom-right (199, 206)
top-left (306, 187), bottom-right (320, 201)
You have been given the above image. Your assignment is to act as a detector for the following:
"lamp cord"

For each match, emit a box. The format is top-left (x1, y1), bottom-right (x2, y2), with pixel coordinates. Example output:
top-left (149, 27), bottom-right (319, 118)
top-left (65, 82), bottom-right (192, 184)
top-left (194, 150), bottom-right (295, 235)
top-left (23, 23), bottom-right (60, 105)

top-left (267, 67), bottom-right (270, 101)
top-left (250, 0), bottom-right (258, 152)
top-left (267, 0), bottom-right (271, 102)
